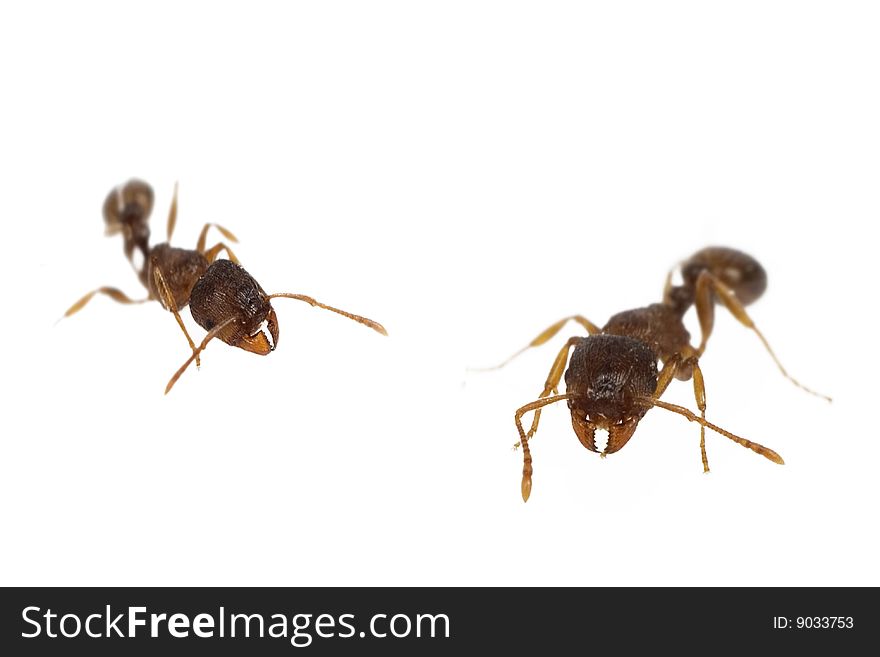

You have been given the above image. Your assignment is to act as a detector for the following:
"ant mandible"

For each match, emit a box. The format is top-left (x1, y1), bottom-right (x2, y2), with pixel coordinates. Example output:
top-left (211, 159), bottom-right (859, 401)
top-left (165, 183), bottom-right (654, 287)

top-left (65, 179), bottom-right (387, 393)
top-left (491, 246), bottom-right (829, 502)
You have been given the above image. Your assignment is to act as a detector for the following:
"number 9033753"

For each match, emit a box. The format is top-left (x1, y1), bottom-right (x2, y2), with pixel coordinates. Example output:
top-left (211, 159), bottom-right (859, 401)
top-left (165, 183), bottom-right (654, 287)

top-left (774, 617), bottom-right (854, 629)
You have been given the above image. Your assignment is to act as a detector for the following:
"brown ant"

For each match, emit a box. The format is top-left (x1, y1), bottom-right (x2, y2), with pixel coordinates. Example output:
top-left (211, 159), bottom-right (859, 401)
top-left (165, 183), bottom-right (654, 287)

top-left (489, 246), bottom-right (828, 502)
top-left (65, 179), bottom-right (387, 393)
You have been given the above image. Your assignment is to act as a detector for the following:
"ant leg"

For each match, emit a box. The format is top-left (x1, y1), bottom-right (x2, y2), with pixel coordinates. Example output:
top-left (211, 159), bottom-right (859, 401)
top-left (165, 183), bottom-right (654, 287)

top-left (64, 287), bottom-right (148, 317)
top-left (151, 260), bottom-right (201, 366)
top-left (476, 315), bottom-right (601, 371)
top-left (654, 353), bottom-right (707, 471)
top-left (515, 393), bottom-right (574, 502)
top-left (691, 359), bottom-right (708, 472)
top-left (640, 397), bottom-right (784, 466)
top-left (694, 271), bottom-right (830, 401)
top-left (654, 352), bottom-right (710, 471)
top-left (514, 337), bottom-right (583, 448)
top-left (203, 242), bottom-right (240, 264)
top-left (166, 182), bottom-right (179, 242)
top-left (165, 317), bottom-right (236, 394)
top-left (196, 223), bottom-right (239, 254)
top-left (681, 356), bottom-right (709, 472)
top-left (662, 268), bottom-right (675, 306)
top-left (654, 353), bottom-right (681, 398)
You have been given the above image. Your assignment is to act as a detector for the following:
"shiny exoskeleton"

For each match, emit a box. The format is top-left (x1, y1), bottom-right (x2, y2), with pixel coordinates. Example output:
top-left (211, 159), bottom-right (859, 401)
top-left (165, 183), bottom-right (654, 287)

top-left (499, 246), bottom-right (826, 502)
top-left (189, 259), bottom-right (279, 353)
top-left (73, 178), bottom-right (236, 312)
top-left (664, 246), bottom-right (767, 315)
top-left (66, 179), bottom-right (387, 393)
top-left (163, 257), bottom-right (387, 394)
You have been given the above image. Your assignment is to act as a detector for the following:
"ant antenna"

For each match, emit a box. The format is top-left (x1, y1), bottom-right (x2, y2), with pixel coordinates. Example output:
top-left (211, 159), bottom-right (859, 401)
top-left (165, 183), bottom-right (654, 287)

top-left (267, 293), bottom-right (388, 336)
top-left (638, 396), bottom-right (784, 465)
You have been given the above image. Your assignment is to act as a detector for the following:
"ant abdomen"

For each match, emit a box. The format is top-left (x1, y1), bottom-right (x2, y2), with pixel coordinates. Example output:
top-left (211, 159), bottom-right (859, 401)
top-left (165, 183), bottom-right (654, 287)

top-left (603, 303), bottom-right (691, 364)
top-left (188, 259), bottom-right (277, 354)
top-left (102, 179), bottom-right (154, 232)
top-left (102, 179), bottom-right (154, 274)
top-left (681, 246), bottom-right (767, 307)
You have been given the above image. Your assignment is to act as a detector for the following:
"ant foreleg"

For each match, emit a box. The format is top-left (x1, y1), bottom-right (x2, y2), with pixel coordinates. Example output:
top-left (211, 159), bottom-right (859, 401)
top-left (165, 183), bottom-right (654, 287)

top-left (514, 337), bottom-right (583, 448)
top-left (654, 353), bottom-right (681, 399)
top-left (164, 317), bottom-right (236, 394)
top-left (151, 261), bottom-right (201, 367)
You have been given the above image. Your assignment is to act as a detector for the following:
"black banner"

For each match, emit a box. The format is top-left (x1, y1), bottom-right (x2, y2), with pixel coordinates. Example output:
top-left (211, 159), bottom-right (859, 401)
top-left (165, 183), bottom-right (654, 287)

top-left (0, 587), bottom-right (870, 655)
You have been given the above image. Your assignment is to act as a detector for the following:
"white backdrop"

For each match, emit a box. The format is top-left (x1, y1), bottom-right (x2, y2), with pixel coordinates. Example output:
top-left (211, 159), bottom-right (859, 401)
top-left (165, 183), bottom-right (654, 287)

top-left (0, 1), bottom-right (876, 587)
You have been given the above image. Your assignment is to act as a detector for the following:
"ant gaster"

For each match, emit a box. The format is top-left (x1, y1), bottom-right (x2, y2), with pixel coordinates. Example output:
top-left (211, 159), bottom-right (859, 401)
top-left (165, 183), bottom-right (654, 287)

top-left (65, 180), bottom-right (387, 393)
top-left (491, 246), bottom-right (828, 502)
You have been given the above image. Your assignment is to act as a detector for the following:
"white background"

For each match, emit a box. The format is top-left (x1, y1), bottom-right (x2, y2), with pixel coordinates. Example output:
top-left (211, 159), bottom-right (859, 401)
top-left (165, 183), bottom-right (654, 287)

top-left (1, 1), bottom-right (877, 587)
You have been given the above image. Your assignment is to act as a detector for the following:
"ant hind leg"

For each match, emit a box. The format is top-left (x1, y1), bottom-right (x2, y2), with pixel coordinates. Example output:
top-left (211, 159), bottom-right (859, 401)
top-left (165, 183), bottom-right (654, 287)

top-left (693, 271), bottom-right (830, 401)
top-left (63, 287), bottom-right (149, 318)
top-left (474, 315), bottom-right (601, 371)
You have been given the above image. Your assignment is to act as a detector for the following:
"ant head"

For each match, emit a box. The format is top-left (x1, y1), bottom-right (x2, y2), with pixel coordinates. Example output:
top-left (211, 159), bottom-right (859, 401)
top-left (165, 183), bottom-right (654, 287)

top-left (189, 259), bottom-right (279, 355)
top-left (564, 334), bottom-right (657, 453)
top-left (165, 260), bottom-right (385, 394)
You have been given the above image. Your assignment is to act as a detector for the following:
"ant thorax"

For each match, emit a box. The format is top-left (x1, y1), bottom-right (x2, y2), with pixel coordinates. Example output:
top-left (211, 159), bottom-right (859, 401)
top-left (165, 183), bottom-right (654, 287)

top-left (146, 244), bottom-right (210, 312)
top-left (602, 304), bottom-right (690, 364)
